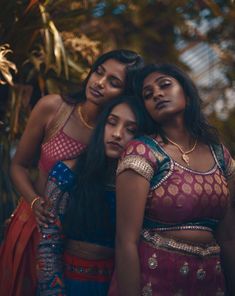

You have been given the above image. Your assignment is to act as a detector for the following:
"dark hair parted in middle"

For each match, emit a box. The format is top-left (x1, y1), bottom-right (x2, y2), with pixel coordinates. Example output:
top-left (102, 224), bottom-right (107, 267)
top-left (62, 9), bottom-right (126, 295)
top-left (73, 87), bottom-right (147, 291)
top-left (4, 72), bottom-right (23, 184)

top-left (63, 95), bottom-right (148, 241)
top-left (134, 63), bottom-right (219, 145)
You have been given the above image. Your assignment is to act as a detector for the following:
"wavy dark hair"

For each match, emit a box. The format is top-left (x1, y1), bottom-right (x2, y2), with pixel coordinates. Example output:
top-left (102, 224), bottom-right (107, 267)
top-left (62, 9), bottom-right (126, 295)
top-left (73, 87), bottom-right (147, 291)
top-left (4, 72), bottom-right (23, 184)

top-left (134, 63), bottom-right (220, 145)
top-left (63, 49), bottom-right (144, 105)
top-left (63, 95), bottom-right (147, 240)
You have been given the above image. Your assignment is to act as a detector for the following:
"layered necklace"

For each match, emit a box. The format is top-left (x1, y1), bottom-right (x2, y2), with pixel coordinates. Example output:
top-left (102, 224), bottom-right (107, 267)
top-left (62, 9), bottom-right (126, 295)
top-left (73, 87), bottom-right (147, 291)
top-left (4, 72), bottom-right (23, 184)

top-left (77, 105), bottom-right (94, 130)
top-left (165, 136), bottom-right (197, 167)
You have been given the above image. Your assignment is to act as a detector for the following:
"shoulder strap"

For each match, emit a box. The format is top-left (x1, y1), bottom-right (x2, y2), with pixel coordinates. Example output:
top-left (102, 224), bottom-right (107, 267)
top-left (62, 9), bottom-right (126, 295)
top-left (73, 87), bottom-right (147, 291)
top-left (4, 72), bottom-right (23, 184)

top-left (43, 101), bottom-right (75, 144)
top-left (211, 143), bottom-right (226, 177)
top-left (137, 136), bottom-right (172, 189)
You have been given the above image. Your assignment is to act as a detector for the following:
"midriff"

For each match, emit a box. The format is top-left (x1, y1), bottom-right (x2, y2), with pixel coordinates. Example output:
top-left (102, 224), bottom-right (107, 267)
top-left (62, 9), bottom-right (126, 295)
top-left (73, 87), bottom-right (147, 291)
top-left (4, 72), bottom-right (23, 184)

top-left (158, 229), bottom-right (215, 244)
top-left (65, 239), bottom-right (114, 260)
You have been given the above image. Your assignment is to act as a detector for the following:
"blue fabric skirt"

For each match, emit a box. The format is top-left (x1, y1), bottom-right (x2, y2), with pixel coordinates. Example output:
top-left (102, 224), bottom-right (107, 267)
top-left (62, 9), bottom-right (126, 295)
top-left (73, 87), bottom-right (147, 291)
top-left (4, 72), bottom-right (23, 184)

top-left (65, 278), bottom-right (110, 296)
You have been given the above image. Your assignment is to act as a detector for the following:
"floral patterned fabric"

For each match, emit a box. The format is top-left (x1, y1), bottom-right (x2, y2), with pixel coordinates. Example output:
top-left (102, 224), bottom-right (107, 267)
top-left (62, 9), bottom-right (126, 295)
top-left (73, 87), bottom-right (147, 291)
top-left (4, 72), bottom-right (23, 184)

top-left (37, 162), bottom-right (75, 295)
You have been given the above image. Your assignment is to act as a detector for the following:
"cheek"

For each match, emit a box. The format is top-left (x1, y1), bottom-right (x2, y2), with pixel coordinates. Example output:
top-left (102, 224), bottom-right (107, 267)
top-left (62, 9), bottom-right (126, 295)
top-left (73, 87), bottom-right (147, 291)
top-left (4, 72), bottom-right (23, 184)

top-left (86, 73), bottom-right (94, 86)
top-left (144, 100), bottom-right (155, 116)
top-left (175, 89), bottom-right (186, 106)
top-left (103, 126), bottom-right (110, 141)
top-left (123, 133), bottom-right (134, 146)
top-left (105, 87), bottom-right (123, 98)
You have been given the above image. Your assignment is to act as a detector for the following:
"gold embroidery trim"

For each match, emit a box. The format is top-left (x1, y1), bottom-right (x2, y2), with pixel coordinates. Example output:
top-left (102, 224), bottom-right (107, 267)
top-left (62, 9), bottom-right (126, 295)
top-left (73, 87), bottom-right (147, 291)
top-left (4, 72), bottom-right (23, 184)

top-left (117, 155), bottom-right (154, 182)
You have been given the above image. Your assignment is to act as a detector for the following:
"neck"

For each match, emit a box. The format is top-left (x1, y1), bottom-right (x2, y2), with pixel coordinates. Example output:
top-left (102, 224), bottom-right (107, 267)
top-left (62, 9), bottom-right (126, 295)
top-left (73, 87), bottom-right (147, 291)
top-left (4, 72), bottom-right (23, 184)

top-left (163, 126), bottom-right (194, 149)
top-left (80, 101), bottom-right (101, 126)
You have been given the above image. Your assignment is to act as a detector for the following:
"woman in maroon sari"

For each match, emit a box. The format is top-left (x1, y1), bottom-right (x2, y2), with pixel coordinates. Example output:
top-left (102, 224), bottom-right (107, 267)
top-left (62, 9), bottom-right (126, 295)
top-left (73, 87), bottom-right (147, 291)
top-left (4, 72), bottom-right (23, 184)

top-left (109, 64), bottom-right (235, 295)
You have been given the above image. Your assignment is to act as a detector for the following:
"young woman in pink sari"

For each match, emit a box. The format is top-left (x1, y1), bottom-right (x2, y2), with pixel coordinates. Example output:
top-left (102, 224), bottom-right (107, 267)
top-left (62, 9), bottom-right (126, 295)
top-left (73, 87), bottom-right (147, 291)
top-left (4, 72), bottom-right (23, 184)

top-left (0, 49), bottom-right (144, 296)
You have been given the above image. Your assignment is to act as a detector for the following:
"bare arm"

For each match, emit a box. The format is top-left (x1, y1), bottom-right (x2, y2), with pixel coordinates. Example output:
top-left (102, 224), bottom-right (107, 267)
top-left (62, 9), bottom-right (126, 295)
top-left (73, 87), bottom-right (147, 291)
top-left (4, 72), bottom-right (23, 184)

top-left (10, 94), bottom-right (62, 225)
top-left (216, 176), bottom-right (235, 294)
top-left (115, 170), bottom-right (150, 296)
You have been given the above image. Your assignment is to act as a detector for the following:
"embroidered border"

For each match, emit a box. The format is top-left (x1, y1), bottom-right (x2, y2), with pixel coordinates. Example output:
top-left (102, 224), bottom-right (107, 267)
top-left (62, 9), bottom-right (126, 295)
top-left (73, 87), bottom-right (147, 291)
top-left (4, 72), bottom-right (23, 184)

top-left (117, 155), bottom-right (154, 181)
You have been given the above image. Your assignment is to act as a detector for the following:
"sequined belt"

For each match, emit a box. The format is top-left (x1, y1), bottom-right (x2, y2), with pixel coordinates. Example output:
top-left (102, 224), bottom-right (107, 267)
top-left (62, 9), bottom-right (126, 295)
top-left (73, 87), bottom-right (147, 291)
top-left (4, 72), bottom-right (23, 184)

top-left (64, 251), bottom-right (114, 282)
top-left (141, 229), bottom-right (220, 257)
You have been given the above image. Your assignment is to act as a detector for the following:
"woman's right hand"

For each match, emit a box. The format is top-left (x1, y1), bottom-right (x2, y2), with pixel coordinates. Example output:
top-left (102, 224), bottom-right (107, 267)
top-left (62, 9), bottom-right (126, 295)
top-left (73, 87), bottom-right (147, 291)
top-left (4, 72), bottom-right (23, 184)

top-left (31, 197), bottom-right (55, 228)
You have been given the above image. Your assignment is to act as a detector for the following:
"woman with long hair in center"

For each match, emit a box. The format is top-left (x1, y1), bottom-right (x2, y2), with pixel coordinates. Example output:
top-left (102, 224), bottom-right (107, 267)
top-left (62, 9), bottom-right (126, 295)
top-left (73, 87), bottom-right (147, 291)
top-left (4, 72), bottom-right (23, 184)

top-left (0, 49), bottom-right (144, 296)
top-left (36, 95), bottom-right (150, 295)
top-left (109, 64), bottom-right (235, 295)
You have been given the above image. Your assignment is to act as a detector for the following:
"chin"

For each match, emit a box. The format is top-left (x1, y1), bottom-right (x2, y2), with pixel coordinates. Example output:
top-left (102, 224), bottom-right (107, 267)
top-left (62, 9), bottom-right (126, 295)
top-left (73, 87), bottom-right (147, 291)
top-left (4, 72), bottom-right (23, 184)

top-left (87, 95), bottom-right (98, 103)
top-left (106, 151), bottom-right (120, 159)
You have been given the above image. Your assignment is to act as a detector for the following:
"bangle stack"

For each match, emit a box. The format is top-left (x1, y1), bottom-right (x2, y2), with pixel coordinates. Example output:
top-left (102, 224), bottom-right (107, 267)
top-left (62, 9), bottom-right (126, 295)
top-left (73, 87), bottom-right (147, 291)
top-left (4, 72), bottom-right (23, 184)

top-left (30, 196), bottom-right (40, 210)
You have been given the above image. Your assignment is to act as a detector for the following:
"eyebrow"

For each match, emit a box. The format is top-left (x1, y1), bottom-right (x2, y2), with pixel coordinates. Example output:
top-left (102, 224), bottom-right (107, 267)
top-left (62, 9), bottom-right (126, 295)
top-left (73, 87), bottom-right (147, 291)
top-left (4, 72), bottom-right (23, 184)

top-left (108, 113), bottom-right (137, 124)
top-left (143, 75), bottom-right (168, 91)
top-left (100, 64), bottom-right (124, 84)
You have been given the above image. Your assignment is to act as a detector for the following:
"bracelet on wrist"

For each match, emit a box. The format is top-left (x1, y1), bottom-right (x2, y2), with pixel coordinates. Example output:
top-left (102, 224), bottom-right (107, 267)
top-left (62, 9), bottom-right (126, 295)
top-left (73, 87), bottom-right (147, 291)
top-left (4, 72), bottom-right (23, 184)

top-left (30, 196), bottom-right (40, 210)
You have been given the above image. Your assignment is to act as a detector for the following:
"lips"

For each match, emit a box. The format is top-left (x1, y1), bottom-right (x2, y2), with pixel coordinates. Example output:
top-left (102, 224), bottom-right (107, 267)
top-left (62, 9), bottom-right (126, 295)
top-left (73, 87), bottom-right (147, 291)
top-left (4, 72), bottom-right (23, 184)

top-left (107, 141), bottom-right (123, 150)
top-left (155, 100), bottom-right (170, 110)
top-left (89, 86), bottom-right (103, 97)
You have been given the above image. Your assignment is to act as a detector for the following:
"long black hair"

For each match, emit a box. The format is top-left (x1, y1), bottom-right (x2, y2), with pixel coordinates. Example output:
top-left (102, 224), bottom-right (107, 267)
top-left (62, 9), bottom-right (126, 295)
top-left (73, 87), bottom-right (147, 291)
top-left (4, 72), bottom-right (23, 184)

top-left (134, 63), bottom-right (220, 145)
top-left (63, 95), bottom-right (147, 240)
top-left (63, 49), bottom-right (144, 104)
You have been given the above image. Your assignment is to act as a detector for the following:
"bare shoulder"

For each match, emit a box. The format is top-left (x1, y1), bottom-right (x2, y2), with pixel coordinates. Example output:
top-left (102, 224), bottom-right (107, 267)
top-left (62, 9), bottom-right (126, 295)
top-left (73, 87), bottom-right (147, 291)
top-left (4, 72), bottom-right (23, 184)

top-left (30, 94), bottom-right (68, 124)
top-left (35, 94), bottom-right (64, 113)
top-left (23, 94), bottom-right (67, 131)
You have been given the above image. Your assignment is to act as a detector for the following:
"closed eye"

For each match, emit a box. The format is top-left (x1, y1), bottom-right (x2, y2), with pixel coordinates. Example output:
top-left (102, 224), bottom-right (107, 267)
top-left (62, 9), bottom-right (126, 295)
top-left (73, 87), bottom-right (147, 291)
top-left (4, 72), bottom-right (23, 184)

top-left (109, 76), bottom-right (123, 88)
top-left (143, 90), bottom-right (153, 100)
top-left (95, 66), bottom-right (104, 76)
top-left (106, 117), bottom-right (117, 126)
top-left (159, 79), bottom-right (172, 89)
top-left (126, 127), bottom-right (137, 134)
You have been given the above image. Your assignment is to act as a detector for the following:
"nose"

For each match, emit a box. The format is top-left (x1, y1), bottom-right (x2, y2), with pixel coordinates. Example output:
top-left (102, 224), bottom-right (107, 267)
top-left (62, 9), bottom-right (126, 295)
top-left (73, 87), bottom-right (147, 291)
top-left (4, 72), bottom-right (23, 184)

top-left (112, 125), bottom-right (123, 140)
top-left (153, 86), bottom-right (164, 101)
top-left (97, 76), bottom-right (105, 88)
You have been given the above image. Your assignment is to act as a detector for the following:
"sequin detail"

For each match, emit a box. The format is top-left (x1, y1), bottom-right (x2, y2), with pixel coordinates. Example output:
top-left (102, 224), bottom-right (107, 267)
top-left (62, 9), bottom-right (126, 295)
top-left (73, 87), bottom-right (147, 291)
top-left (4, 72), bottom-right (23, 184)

top-left (196, 267), bottom-right (206, 280)
top-left (215, 261), bottom-right (222, 273)
top-left (142, 282), bottom-right (152, 296)
top-left (148, 253), bottom-right (158, 270)
top-left (180, 262), bottom-right (189, 276)
top-left (142, 230), bottom-right (220, 257)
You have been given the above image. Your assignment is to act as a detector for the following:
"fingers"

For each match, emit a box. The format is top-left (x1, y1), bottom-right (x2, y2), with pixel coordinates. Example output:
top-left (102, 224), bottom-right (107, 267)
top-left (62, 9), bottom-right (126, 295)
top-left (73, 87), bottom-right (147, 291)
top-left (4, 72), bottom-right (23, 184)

top-left (40, 200), bottom-right (55, 222)
top-left (32, 198), bottom-right (55, 227)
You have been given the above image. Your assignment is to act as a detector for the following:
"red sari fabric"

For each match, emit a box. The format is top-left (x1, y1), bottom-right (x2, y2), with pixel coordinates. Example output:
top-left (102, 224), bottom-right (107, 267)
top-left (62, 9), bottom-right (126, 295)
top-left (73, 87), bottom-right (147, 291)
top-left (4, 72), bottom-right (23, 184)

top-left (0, 199), bottom-right (39, 296)
top-left (0, 104), bottom-right (86, 295)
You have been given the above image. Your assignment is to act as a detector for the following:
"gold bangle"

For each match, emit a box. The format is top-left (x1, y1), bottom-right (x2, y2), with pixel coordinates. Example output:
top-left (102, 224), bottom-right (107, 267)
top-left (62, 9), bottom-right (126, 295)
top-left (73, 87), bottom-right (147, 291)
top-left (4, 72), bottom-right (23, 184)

top-left (30, 196), bottom-right (40, 210)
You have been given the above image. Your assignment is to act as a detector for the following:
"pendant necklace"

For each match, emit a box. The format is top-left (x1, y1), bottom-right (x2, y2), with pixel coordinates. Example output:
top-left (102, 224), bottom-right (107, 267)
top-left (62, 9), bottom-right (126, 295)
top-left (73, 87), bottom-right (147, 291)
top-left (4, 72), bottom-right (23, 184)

top-left (165, 136), bottom-right (197, 166)
top-left (77, 105), bottom-right (94, 130)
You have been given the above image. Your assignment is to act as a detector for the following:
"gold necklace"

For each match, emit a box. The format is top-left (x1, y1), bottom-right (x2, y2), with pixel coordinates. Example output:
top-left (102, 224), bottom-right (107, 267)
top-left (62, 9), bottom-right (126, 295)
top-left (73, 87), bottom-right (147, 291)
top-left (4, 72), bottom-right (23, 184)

top-left (77, 105), bottom-right (94, 130)
top-left (165, 136), bottom-right (197, 166)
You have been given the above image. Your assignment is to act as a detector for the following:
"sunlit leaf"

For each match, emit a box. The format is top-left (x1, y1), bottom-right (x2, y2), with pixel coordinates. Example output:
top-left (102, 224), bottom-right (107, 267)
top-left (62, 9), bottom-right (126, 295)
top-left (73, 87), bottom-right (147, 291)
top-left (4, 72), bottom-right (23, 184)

top-left (0, 44), bottom-right (17, 86)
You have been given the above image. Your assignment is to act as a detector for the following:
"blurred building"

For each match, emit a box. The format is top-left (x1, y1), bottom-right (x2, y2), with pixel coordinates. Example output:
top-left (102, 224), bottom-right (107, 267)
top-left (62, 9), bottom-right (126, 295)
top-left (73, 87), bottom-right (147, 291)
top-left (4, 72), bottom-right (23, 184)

top-left (177, 20), bottom-right (235, 119)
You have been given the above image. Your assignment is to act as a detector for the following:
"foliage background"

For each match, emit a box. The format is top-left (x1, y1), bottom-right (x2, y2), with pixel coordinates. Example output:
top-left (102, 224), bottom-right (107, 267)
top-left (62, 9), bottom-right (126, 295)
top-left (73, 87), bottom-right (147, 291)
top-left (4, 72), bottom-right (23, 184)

top-left (0, 0), bottom-right (234, 236)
